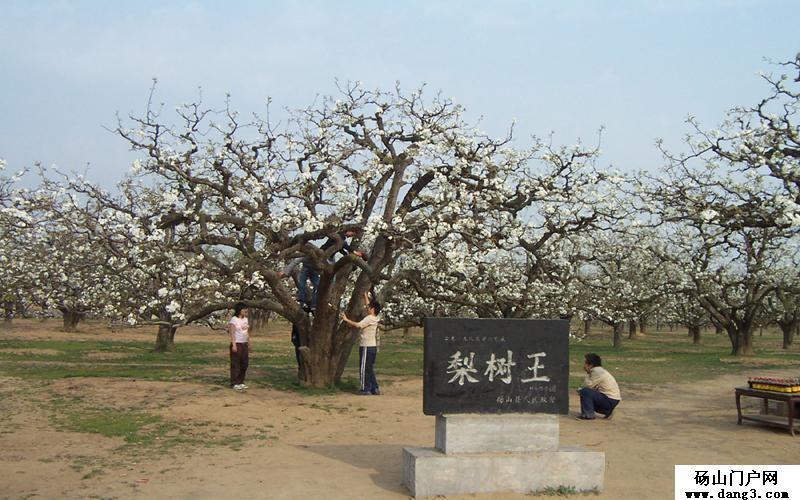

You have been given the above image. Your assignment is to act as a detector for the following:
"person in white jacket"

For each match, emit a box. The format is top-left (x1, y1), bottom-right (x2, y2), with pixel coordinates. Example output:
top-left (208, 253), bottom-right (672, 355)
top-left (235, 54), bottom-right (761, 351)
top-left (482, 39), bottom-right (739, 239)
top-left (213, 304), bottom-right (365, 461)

top-left (228, 302), bottom-right (251, 391)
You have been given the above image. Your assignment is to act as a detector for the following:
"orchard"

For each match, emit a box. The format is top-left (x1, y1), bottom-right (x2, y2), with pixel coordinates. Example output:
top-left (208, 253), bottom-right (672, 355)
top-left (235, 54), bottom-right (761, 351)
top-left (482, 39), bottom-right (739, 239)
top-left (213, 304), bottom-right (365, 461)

top-left (2, 56), bottom-right (799, 386)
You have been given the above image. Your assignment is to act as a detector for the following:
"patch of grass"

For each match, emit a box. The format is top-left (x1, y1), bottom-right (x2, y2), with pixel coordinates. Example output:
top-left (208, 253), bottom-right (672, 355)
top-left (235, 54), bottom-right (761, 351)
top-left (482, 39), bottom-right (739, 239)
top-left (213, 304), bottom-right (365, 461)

top-left (535, 486), bottom-right (578, 496)
top-left (570, 328), bottom-right (800, 388)
top-left (251, 366), bottom-right (361, 395)
top-left (64, 454), bottom-right (103, 474)
top-left (300, 402), bottom-right (351, 414)
top-left (81, 468), bottom-right (105, 480)
top-left (4, 324), bottom-right (799, 395)
top-left (51, 405), bottom-right (163, 443)
top-left (1, 363), bottom-right (182, 381)
top-left (0, 337), bottom-right (224, 382)
top-left (48, 395), bottom-right (259, 454)
top-left (529, 486), bottom-right (600, 497)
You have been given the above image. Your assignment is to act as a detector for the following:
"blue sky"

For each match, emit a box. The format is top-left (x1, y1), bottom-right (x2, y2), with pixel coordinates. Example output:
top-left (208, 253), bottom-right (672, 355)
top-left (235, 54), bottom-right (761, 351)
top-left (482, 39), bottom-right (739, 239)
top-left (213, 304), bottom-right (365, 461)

top-left (1, 0), bottom-right (797, 187)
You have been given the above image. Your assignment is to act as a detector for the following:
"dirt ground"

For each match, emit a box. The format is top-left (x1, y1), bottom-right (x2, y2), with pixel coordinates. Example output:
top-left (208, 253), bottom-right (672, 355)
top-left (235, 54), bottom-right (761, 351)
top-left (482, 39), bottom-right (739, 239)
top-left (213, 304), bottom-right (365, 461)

top-left (1, 324), bottom-right (798, 499)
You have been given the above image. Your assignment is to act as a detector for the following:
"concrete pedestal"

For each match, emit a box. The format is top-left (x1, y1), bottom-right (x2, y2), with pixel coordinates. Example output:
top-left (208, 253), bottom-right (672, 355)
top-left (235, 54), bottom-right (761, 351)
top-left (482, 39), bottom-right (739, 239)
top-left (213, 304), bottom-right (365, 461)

top-left (435, 414), bottom-right (559, 454)
top-left (403, 414), bottom-right (604, 497)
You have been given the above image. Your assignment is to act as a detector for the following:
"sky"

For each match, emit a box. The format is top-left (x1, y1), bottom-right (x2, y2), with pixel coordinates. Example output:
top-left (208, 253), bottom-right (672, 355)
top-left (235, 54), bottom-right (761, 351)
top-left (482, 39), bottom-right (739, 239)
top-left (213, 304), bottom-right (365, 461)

top-left (1, 0), bottom-right (798, 188)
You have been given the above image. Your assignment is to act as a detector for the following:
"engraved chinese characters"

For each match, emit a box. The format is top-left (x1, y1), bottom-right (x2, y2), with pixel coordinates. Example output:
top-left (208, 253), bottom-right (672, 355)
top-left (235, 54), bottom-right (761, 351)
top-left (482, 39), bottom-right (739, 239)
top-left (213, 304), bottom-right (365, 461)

top-left (423, 318), bottom-right (569, 415)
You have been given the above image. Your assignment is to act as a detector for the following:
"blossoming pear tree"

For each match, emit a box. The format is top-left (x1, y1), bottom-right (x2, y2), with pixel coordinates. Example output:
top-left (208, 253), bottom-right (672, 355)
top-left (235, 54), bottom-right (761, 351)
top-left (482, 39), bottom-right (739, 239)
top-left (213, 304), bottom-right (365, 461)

top-left (111, 83), bottom-right (528, 385)
top-left (640, 150), bottom-right (797, 355)
top-left (0, 159), bottom-right (29, 325)
top-left (688, 54), bottom-right (800, 222)
top-left (384, 138), bottom-right (625, 327)
top-left (65, 176), bottom-right (241, 351)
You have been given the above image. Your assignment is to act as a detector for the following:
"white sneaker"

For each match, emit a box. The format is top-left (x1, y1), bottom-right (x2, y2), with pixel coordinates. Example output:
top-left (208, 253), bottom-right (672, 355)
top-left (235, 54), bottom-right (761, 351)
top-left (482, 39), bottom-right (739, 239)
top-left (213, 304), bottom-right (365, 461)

top-left (233, 384), bottom-right (245, 391)
top-left (240, 384), bottom-right (249, 389)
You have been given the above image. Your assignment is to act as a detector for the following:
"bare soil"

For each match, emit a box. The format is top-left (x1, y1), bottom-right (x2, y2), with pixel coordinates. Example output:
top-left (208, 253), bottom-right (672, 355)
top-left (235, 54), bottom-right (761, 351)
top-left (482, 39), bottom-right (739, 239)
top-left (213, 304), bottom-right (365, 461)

top-left (1, 322), bottom-right (797, 499)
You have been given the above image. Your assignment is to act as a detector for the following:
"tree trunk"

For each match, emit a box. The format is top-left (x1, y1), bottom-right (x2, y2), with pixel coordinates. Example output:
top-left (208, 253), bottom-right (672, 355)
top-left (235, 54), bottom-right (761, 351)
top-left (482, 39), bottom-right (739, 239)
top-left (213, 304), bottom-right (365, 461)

top-left (249, 308), bottom-right (271, 334)
top-left (292, 267), bottom-right (369, 387)
top-left (583, 320), bottom-right (591, 337)
top-left (612, 322), bottom-right (623, 349)
top-left (689, 325), bottom-right (701, 345)
top-left (155, 324), bottom-right (178, 352)
top-left (778, 320), bottom-right (797, 349)
top-left (2, 299), bottom-right (13, 329)
top-left (61, 308), bottom-right (84, 332)
top-left (715, 324), bottom-right (724, 335)
top-left (15, 299), bottom-right (26, 320)
top-left (628, 319), bottom-right (638, 339)
top-left (301, 302), bottom-right (342, 387)
top-left (294, 233), bottom-right (393, 387)
top-left (726, 321), bottom-right (754, 356)
top-left (402, 326), bottom-right (410, 342)
top-left (331, 236), bottom-right (393, 385)
top-left (638, 315), bottom-right (647, 335)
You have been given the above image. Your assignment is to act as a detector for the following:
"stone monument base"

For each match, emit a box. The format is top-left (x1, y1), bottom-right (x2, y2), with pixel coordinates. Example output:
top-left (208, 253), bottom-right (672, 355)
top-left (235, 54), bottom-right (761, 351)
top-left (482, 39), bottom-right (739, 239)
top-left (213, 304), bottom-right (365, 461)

top-left (403, 445), bottom-right (604, 497)
top-left (402, 414), bottom-right (604, 497)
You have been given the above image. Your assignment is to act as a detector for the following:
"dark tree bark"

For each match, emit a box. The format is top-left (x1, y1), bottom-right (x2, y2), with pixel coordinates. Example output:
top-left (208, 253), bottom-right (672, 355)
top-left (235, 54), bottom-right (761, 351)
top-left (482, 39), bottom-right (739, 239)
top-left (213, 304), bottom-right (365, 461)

top-left (638, 315), bottom-right (647, 335)
top-left (689, 325), bottom-right (701, 345)
top-left (2, 299), bottom-right (13, 328)
top-left (725, 320), bottom-right (755, 356)
top-left (612, 322), bottom-right (623, 349)
top-left (777, 319), bottom-right (798, 350)
top-left (773, 293), bottom-right (800, 350)
top-left (155, 324), bottom-right (178, 352)
top-left (60, 307), bottom-right (84, 332)
top-left (628, 319), bottom-right (638, 339)
top-left (249, 308), bottom-right (271, 334)
top-left (14, 299), bottom-right (27, 320)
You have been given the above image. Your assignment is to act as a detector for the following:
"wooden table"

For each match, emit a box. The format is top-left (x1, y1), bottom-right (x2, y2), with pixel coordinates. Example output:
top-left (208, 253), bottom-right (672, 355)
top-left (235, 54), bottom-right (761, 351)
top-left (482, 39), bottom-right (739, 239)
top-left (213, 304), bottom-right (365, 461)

top-left (735, 387), bottom-right (800, 436)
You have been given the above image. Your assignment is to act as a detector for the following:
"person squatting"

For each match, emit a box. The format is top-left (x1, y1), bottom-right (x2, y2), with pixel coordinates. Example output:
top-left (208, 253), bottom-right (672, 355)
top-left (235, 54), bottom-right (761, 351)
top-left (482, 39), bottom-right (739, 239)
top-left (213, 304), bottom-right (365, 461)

top-left (576, 352), bottom-right (621, 420)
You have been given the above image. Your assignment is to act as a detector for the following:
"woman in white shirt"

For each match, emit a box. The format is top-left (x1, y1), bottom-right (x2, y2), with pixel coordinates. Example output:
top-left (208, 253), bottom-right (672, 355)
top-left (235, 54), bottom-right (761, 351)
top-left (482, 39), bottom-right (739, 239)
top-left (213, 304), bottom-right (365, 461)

top-left (341, 292), bottom-right (382, 395)
top-left (228, 302), bottom-right (250, 391)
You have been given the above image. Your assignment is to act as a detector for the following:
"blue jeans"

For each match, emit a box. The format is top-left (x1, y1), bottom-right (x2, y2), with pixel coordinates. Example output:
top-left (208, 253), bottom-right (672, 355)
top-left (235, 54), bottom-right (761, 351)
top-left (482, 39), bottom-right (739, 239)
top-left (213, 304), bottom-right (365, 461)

top-left (359, 346), bottom-right (379, 394)
top-left (579, 387), bottom-right (619, 418)
top-left (297, 264), bottom-right (320, 308)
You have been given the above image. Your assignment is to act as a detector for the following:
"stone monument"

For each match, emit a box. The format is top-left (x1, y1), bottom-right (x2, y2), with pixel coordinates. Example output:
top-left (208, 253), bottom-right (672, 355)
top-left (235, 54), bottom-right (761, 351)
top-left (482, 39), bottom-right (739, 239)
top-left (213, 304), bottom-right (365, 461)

top-left (402, 318), bottom-right (605, 497)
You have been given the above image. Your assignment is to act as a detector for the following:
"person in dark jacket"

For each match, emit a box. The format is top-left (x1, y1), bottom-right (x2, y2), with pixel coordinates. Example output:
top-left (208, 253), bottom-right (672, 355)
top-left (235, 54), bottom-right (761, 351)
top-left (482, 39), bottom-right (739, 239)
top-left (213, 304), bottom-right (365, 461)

top-left (296, 230), bottom-right (363, 312)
